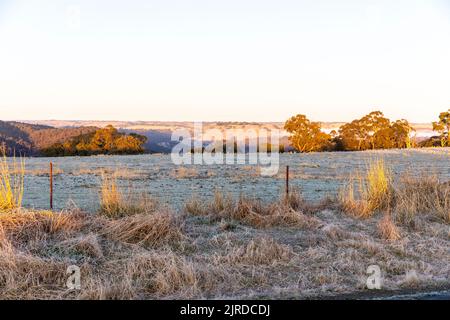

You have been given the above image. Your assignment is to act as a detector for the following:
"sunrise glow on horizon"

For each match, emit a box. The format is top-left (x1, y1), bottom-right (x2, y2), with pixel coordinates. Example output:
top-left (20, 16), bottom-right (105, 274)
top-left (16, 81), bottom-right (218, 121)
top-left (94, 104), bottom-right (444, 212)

top-left (0, 0), bottom-right (449, 123)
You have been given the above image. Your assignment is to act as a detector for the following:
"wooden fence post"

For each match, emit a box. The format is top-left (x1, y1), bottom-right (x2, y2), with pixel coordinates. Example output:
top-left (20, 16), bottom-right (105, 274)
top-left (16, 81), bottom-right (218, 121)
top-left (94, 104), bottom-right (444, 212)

top-left (286, 165), bottom-right (290, 198)
top-left (50, 162), bottom-right (53, 210)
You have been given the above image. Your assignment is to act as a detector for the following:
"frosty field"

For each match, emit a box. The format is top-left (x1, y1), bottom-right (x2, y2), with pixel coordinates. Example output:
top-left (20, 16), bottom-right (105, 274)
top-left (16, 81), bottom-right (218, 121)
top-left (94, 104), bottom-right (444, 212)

top-left (1, 148), bottom-right (449, 300)
top-left (20, 148), bottom-right (450, 211)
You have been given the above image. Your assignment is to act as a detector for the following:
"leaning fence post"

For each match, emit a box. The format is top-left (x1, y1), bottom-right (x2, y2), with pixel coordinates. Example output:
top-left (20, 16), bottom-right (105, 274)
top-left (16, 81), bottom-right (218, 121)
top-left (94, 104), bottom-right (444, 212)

top-left (50, 162), bottom-right (53, 210)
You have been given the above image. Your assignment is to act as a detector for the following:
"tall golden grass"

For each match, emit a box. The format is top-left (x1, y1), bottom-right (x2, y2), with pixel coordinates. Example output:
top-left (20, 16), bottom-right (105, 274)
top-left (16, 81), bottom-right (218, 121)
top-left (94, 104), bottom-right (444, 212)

top-left (340, 159), bottom-right (392, 218)
top-left (340, 159), bottom-right (450, 224)
top-left (100, 174), bottom-right (122, 216)
top-left (0, 154), bottom-right (25, 211)
top-left (364, 159), bottom-right (392, 212)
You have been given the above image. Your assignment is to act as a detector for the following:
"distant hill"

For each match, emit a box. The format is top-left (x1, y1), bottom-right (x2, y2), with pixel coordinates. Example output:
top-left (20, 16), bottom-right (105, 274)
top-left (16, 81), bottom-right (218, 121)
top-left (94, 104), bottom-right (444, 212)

top-left (23, 120), bottom-right (436, 153)
top-left (23, 119), bottom-right (434, 134)
top-left (0, 121), bottom-right (97, 156)
top-left (23, 121), bottom-right (291, 153)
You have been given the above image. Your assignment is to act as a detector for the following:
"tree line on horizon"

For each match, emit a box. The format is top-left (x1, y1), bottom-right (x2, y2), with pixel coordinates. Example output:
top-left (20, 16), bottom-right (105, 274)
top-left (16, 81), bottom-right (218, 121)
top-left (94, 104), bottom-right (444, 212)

top-left (42, 125), bottom-right (147, 156)
top-left (284, 109), bottom-right (450, 153)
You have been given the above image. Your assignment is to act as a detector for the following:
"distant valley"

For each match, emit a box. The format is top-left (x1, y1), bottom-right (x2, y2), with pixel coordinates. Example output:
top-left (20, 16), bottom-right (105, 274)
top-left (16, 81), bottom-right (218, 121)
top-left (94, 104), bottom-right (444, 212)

top-left (0, 120), bottom-right (437, 156)
top-left (24, 120), bottom-right (436, 153)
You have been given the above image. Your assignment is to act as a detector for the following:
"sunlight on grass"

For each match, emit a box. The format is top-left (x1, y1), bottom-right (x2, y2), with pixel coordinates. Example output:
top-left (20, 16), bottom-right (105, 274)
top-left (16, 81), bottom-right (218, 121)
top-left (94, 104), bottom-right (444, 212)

top-left (0, 153), bottom-right (25, 211)
top-left (99, 172), bottom-right (158, 218)
top-left (340, 159), bottom-right (392, 218)
top-left (364, 159), bottom-right (392, 212)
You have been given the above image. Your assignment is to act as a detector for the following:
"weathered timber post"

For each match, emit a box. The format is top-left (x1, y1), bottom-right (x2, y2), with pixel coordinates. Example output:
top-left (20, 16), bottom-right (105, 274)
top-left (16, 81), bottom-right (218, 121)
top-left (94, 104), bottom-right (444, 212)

top-left (286, 165), bottom-right (290, 199)
top-left (50, 162), bottom-right (53, 210)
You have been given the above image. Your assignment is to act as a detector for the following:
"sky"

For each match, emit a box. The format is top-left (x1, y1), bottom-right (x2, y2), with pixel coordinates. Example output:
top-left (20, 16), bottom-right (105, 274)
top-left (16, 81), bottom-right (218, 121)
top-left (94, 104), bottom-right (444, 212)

top-left (0, 0), bottom-right (449, 123)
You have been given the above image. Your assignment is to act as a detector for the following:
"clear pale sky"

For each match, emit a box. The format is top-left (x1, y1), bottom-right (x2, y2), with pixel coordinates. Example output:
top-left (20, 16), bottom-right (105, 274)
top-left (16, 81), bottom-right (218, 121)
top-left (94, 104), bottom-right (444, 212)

top-left (0, 0), bottom-right (449, 122)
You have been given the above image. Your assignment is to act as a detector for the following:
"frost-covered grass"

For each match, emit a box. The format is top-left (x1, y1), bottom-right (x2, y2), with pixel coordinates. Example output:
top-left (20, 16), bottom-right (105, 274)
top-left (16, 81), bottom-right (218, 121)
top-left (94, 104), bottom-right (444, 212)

top-left (0, 181), bottom-right (449, 299)
top-left (16, 148), bottom-right (450, 211)
top-left (0, 149), bottom-right (449, 299)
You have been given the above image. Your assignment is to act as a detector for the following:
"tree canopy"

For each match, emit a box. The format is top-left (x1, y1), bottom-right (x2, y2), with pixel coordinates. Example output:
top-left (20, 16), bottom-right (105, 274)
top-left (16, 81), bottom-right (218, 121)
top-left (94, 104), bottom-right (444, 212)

top-left (432, 109), bottom-right (450, 147)
top-left (337, 112), bottom-right (415, 151)
top-left (285, 111), bottom-right (417, 153)
top-left (42, 125), bottom-right (147, 156)
top-left (284, 115), bottom-right (331, 153)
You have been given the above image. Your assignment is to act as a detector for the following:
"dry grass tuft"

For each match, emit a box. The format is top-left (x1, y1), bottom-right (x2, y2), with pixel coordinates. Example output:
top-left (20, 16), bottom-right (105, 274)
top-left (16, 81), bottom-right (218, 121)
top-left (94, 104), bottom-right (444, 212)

top-left (185, 190), bottom-right (233, 216)
top-left (80, 277), bottom-right (136, 300)
top-left (122, 250), bottom-right (229, 298)
top-left (101, 211), bottom-right (183, 248)
top-left (80, 249), bottom-right (230, 300)
top-left (365, 159), bottom-right (392, 212)
top-left (186, 190), bottom-right (320, 229)
top-left (378, 213), bottom-right (401, 241)
top-left (0, 154), bottom-right (24, 211)
top-left (399, 270), bottom-right (421, 288)
top-left (234, 198), bottom-right (306, 228)
top-left (283, 187), bottom-right (305, 211)
top-left (340, 159), bottom-right (392, 218)
top-left (24, 166), bottom-right (64, 177)
top-left (209, 190), bottom-right (234, 214)
top-left (232, 197), bottom-right (320, 229)
top-left (0, 246), bottom-right (69, 298)
top-left (171, 167), bottom-right (198, 179)
top-left (219, 238), bottom-right (294, 266)
top-left (135, 251), bottom-right (199, 297)
top-left (0, 210), bottom-right (84, 243)
top-left (73, 167), bottom-right (142, 179)
top-left (341, 160), bottom-right (450, 225)
top-left (62, 234), bottom-right (104, 259)
top-left (99, 174), bottom-right (158, 218)
top-left (322, 223), bottom-right (348, 241)
top-left (393, 175), bottom-right (450, 224)
top-left (184, 195), bottom-right (207, 216)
